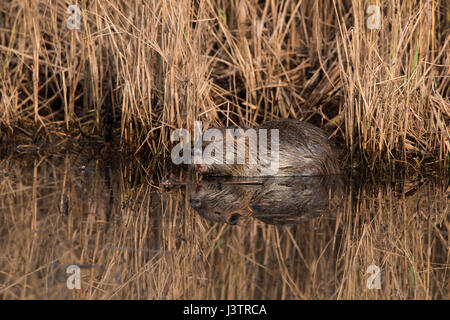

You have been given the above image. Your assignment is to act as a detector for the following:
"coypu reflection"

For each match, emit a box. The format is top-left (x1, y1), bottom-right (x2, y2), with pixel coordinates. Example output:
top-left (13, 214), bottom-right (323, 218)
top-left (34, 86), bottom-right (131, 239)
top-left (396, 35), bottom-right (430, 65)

top-left (189, 175), bottom-right (343, 225)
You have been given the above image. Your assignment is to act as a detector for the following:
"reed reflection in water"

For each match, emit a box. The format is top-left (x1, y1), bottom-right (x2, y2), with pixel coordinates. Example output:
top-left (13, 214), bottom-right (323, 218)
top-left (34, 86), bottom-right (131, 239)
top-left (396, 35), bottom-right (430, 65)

top-left (0, 150), bottom-right (448, 299)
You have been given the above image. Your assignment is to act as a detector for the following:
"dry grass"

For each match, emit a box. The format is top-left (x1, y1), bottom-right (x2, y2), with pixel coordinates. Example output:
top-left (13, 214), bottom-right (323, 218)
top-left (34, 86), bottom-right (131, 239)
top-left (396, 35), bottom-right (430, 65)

top-left (1, 1), bottom-right (448, 300)
top-left (0, 151), bottom-right (448, 299)
top-left (0, 0), bottom-right (449, 168)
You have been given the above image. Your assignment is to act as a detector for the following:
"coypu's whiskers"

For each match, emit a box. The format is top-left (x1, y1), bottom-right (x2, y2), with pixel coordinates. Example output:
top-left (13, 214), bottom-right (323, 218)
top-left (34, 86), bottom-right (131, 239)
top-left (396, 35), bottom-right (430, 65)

top-left (245, 195), bottom-right (253, 218)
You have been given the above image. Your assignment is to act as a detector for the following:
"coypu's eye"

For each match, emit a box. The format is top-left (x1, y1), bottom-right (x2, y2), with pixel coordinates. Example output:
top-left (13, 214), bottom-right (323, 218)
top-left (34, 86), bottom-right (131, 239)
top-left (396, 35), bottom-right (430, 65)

top-left (214, 211), bottom-right (222, 216)
top-left (227, 214), bottom-right (241, 225)
top-left (190, 198), bottom-right (202, 209)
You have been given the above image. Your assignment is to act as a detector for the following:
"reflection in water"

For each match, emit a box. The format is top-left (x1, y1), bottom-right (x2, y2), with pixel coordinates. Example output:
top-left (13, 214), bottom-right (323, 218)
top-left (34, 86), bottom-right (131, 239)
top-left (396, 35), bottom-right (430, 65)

top-left (0, 149), bottom-right (448, 299)
top-left (189, 176), bottom-right (344, 225)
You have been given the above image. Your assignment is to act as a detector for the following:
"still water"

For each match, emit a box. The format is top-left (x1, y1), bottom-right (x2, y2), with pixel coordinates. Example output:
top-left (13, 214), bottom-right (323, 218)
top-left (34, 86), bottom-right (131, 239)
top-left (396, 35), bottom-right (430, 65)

top-left (0, 147), bottom-right (448, 299)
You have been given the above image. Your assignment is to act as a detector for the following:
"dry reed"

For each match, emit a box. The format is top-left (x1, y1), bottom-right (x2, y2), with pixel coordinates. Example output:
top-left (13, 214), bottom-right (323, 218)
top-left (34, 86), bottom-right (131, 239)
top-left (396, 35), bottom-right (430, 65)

top-left (0, 0), bottom-right (448, 169)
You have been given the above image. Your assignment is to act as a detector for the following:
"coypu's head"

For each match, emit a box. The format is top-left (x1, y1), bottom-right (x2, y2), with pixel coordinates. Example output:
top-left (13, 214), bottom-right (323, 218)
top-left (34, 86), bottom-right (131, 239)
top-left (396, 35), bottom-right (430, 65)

top-left (189, 126), bottom-right (243, 176)
top-left (189, 183), bottom-right (249, 225)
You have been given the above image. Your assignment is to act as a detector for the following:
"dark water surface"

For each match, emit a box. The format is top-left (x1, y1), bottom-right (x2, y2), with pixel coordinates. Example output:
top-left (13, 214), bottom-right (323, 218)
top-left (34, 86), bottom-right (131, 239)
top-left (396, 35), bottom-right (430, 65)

top-left (0, 149), bottom-right (448, 299)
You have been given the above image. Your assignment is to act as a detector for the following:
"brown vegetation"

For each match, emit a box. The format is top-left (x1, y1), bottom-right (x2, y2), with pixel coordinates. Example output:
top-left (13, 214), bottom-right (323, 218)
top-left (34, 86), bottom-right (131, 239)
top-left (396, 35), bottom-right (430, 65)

top-left (0, 0), bottom-right (449, 169)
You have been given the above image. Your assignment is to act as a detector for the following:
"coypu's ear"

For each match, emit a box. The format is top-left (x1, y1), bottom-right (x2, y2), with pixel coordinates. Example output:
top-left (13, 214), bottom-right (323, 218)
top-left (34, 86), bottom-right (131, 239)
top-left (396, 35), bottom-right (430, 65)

top-left (226, 213), bottom-right (241, 225)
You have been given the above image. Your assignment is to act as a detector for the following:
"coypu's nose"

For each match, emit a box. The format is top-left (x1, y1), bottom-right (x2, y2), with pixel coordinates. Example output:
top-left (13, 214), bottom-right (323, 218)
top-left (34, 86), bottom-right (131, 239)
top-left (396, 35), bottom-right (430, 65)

top-left (190, 198), bottom-right (202, 209)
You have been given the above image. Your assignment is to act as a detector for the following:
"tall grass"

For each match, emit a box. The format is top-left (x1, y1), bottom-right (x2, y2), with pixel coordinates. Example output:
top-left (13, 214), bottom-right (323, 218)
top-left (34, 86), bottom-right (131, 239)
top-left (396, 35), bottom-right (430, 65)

top-left (0, 0), bottom-right (449, 168)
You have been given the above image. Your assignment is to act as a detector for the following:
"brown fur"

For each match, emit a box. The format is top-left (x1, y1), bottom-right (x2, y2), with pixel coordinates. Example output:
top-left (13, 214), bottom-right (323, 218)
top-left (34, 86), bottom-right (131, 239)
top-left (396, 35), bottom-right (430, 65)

top-left (191, 119), bottom-right (340, 177)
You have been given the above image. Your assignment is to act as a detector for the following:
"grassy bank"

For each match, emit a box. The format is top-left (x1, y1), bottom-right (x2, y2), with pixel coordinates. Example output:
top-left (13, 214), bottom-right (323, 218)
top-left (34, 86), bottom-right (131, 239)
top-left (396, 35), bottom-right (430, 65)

top-left (0, 0), bottom-right (449, 170)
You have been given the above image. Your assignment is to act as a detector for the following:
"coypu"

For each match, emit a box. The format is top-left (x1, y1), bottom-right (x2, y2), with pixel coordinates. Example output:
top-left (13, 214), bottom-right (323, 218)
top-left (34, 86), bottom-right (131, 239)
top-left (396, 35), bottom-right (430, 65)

top-left (189, 175), bottom-right (344, 225)
top-left (191, 119), bottom-right (340, 177)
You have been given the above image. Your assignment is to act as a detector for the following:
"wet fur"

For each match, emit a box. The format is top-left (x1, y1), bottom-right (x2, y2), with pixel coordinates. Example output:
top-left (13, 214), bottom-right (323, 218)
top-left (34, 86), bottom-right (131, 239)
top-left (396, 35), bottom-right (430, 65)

top-left (191, 119), bottom-right (340, 177)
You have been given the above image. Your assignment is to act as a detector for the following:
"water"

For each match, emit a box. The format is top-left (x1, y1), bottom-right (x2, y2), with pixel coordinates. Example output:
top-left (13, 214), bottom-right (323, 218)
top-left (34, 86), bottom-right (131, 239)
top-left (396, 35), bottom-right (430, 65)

top-left (0, 148), bottom-right (448, 299)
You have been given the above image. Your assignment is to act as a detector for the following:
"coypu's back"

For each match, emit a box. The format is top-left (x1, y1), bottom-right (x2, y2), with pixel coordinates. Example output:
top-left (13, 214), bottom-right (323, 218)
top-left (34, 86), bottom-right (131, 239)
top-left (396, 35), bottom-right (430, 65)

top-left (260, 119), bottom-right (340, 176)
top-left (192, 118), bottom-right (340, 177)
